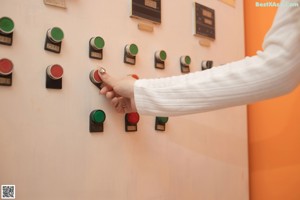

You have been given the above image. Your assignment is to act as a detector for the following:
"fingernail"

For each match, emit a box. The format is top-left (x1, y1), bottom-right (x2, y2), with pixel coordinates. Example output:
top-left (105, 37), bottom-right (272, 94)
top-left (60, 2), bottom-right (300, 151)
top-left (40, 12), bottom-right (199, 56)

top-left (99, 67), bottom-right (106, 74)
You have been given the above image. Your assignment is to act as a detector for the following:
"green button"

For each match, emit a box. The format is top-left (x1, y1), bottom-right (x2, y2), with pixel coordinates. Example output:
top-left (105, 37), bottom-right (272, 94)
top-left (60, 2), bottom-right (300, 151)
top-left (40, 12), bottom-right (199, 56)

top-left (129, 44), bottom-right (138, 55)
top-left (92, 36), bottom-right (105, 49)
top-left (49, 27), bottom-right (64, 42)
top-left (157, 117), bottom-right (168, 124)
top-left (159, 50), bottom-right (167, 61)
top-left (185, 56), bottom-right (191, 65)
top-left (0, 17), bottom-right (14, 34)
top-left (92, 110), bottom-right (106, 123)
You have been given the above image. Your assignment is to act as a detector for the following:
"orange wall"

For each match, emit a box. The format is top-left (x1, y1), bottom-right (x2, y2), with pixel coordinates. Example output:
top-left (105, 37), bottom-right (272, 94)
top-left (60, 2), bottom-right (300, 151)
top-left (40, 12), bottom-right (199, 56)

top-left (244, 1), bottom-right (300, 200)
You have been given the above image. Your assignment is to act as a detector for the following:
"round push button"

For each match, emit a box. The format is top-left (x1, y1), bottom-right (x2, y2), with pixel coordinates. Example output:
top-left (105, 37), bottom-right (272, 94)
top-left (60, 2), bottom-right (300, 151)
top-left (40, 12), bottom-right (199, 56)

top-left (155, 50), bottom-right (167, 61)
top-left (47, 27), bottom-right (64, 43)
top-left (0, 58), bottom-right (13, 75)
top-left (157, 117), bottom-right (168, 124)
top-left (0, 17), bottom-right (14, 34)
top-left (90, 36), bottom-right (105, 50)
top-left (126, 112), bottom-right (140, 124)
top-left (131, 74), bottom-right (139, 80)
top-left (47, 64), bottom-right (64, 80)
top-left (201, 60), bottom-right (213, 70)
top-left (91, 110), bottom-right (106, 123)
top-left (89, 69), bottom-right (102, 84)
top-left (126, 43), bottom-right (138, 56)
top-left (181, 55), bottom-right (191, 66)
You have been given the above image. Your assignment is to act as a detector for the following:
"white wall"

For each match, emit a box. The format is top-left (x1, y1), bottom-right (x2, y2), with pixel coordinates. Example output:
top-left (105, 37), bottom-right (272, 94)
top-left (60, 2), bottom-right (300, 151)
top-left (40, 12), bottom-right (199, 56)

top-left (0, 0), bottom-right (248, 199)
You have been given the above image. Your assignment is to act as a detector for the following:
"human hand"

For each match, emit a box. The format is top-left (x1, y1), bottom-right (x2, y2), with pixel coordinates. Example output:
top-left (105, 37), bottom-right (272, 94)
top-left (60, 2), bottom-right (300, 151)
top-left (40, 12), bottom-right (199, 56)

top-left (98, 67), bottom-right (137, 113)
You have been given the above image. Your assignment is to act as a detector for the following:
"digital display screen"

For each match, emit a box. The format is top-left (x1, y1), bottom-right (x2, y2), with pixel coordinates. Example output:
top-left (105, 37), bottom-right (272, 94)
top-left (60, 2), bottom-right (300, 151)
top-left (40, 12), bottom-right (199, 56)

top-left (194, 3), bottom-right (215, 39)
top-left (131, 0), bottom-right (161, 23)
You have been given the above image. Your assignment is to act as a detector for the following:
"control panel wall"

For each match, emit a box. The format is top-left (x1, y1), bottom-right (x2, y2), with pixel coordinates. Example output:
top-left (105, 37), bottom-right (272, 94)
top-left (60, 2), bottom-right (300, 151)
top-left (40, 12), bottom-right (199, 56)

top-left (0, 1), bottom-right (248, 200)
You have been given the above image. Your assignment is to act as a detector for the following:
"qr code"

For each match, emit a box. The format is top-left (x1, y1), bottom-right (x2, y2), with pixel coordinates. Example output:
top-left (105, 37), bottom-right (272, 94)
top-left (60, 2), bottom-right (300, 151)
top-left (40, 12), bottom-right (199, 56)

top-left (1, 185), bottom-right (15, 199)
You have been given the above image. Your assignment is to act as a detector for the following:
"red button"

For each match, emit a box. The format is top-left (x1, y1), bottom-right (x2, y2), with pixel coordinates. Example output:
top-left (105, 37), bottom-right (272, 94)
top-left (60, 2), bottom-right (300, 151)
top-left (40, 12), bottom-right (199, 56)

top-left (126, 112), bottom-right (140, 124)
top-left (93, 69), bottom-right (102, 83)
top-left (90, 69), bottom-right (102, 84)
top-left (0, 58), bottom-right (13, 75)
top-left (47, 64), bottom-right (63, 79)
top-left (131, 74), bottom-right (139, 80)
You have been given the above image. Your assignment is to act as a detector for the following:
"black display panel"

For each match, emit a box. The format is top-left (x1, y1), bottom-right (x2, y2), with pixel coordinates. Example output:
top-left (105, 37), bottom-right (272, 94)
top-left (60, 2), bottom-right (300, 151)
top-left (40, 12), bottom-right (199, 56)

top-left (194, 3), bottom-right (215, 40)
top-left (131, 0), bottom-right (161, 24)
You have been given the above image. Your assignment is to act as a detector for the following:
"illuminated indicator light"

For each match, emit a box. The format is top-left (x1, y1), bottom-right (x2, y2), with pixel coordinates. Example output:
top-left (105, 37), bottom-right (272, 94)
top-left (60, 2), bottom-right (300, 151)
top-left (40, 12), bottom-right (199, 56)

top-left (91, 110), bottom-right (106, 123)
top-left (0, 17), bottom-right (14, 34)
top-left (47, 27), bottom-right (64, 43)
top-left (47, 64), bottom-right (63, 80)
top-left (126, 43), bottom-right (138, 56)
top-left (156, 50), bottom-right (167, 61)
top-left (90, 36), bottom-right (105, 50)
top-left (0, 58), bottom-right (13, 75)
top-left (126, 112), bottom-right (140, 124)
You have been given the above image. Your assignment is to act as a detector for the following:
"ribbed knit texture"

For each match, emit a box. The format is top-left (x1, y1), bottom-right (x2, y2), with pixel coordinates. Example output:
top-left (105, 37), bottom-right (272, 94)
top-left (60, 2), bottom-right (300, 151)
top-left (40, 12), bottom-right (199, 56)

top-left (134, 0), bottom-right (300, 116)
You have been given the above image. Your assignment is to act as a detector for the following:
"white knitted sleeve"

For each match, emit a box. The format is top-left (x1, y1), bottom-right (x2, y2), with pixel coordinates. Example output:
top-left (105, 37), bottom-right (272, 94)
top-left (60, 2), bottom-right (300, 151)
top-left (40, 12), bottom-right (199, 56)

top-left (134, 0), bottom-right (300, 116)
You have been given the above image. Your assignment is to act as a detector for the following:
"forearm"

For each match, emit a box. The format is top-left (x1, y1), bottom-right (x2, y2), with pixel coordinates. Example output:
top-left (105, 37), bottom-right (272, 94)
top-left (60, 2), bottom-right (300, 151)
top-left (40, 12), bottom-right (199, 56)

top-left (134, 54), bottom-right (299, 116)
